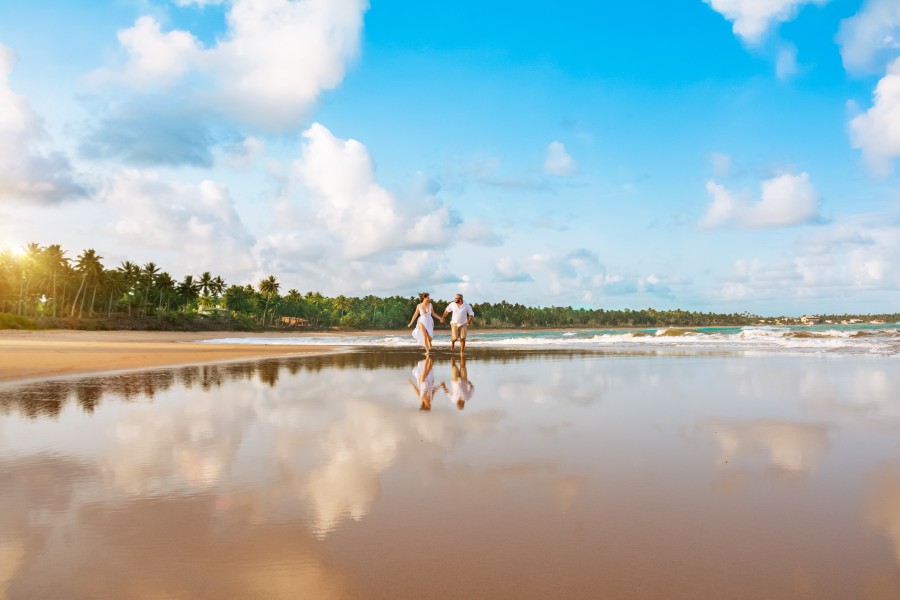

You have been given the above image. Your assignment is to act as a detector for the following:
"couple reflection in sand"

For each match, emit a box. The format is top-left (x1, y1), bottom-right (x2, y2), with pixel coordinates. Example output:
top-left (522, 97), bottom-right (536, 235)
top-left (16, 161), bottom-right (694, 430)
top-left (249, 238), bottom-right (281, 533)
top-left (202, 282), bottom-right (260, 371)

top-left (409, 355), bottom-right (475, 411)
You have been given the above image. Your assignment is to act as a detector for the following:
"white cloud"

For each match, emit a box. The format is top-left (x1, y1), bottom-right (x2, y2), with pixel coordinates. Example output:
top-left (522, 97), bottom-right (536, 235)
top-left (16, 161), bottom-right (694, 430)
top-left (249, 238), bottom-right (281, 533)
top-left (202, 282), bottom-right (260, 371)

top-left (114, 15), bottom-right (202, 87)
top-left (519, 248), bottom-right (677, 302)
top-left (0, 44), bottom-right (85, 203)
top-left (220, 136), bottom-right (265, 170)
top-left (837, 0), bottom-right (900, 74)
top-left (714, 213), bottom-right (900, 303)
top-left (252, 123), bottom-right (498, 293)
top-left (850, 57), bottom-right (900, 175)
top-left (457, 218), bottom-right (503, 245)
top-left (494, 257), bottom-right (534, 283)
top-left (98, 0), bottom-right (369, 131)
top-left (543, 141), bottom-right (576, 176)
top-left (701, 172), bottom-right (821, 229)
top-left (703, 0), bottom-right (828, 44)
top-left (102, 169), bottom-right (256, 273)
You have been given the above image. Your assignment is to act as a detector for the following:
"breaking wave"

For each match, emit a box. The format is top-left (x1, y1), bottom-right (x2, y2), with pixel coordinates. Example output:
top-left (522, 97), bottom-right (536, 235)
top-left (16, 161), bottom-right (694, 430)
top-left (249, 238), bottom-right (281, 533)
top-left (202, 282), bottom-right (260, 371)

top-left (199, 324), bottom-right (900, 356)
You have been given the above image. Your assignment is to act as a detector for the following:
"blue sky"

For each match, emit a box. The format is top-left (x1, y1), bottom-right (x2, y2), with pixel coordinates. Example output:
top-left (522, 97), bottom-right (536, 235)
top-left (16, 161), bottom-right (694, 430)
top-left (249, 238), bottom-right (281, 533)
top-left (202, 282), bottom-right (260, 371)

top-left (1, 0), bottom-right (899, 315)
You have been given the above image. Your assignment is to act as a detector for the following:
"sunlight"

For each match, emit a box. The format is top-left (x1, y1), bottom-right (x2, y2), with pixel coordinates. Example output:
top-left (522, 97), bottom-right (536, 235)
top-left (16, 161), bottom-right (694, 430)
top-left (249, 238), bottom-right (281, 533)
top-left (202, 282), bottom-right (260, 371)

top-left (2, 244), bottom-right (26, 258)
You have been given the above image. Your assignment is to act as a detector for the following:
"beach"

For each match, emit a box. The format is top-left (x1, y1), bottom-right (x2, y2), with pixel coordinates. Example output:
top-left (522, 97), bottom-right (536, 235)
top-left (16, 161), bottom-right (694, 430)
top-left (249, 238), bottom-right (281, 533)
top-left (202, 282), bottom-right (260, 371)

top-left (3, 327), bottom-right (900, 598)
top-left (0, 330), bottom-right (342, 383)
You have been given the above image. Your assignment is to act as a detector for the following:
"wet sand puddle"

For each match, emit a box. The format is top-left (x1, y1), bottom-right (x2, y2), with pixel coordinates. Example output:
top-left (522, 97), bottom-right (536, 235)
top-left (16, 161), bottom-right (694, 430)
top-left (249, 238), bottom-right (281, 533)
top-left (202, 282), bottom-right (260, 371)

top-left (2, 349), bottom-right (900, 599)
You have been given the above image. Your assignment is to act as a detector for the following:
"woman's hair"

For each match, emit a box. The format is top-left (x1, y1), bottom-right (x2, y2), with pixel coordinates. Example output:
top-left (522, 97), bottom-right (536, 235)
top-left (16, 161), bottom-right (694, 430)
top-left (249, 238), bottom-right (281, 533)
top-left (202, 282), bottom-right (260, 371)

top-left (418, 292), bottom-right (430, 301)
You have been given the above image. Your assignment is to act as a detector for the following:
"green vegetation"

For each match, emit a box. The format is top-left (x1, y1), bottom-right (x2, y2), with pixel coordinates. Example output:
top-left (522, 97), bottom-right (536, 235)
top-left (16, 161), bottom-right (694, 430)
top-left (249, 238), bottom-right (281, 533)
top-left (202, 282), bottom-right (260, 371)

top-left (0, 312), bottom-right (39, 330)
top-left (1, 244), bottom-right (897, 331)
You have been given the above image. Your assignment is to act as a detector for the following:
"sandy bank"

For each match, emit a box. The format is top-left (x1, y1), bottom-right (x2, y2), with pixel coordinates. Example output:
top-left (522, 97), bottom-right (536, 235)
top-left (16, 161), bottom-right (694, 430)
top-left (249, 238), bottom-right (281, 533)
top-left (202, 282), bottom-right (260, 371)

top-left (0, 330), bottom-right (342, 384)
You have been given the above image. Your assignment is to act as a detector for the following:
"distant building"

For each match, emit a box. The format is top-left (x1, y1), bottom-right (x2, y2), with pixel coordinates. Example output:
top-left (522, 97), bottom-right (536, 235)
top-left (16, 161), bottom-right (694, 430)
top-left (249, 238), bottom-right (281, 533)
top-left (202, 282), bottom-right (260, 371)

top-left (800, 315), bottom-right (822, 325)
top-left (279, 316), bottom-right (309, 328)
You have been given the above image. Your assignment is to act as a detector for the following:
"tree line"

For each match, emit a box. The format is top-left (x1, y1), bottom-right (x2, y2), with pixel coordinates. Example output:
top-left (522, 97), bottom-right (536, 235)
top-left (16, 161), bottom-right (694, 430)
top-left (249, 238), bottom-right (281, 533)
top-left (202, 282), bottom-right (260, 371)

top-left (1, 244), bottom-right (897, 330)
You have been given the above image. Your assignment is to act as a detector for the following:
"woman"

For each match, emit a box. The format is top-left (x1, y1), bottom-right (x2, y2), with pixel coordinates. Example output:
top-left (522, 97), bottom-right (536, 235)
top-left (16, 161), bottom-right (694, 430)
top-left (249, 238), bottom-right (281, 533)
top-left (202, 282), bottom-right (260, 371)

top-left (407, 292), bottom-right (443, 353)
top-left (408, 356), bottom-right (447, 411)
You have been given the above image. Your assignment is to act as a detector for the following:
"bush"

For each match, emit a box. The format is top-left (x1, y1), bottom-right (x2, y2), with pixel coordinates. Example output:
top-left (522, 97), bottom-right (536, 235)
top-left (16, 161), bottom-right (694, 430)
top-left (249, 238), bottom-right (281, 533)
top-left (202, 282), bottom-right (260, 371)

top-left (0, 312), bottom-right (40, 330)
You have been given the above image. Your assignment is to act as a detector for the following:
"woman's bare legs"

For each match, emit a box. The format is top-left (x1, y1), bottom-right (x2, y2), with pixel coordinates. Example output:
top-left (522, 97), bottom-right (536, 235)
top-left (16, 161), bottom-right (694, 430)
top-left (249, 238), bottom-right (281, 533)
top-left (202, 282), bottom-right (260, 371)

top-left (417, 322), bottom-right (432, 353)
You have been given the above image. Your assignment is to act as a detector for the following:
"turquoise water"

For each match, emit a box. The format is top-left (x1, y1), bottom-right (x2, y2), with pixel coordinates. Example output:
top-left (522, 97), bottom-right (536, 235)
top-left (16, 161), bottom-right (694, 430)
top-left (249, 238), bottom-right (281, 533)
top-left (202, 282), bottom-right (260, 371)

top-left (202, 323), bottom-right (900, 355)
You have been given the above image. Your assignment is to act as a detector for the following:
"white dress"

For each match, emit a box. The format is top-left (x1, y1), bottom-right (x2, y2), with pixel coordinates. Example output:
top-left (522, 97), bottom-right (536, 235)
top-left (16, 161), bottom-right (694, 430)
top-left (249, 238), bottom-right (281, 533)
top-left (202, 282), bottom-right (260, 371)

top-left (411, 304), bottom-right (435, 346)
top-left (412, 360), bottom-right (434, 399)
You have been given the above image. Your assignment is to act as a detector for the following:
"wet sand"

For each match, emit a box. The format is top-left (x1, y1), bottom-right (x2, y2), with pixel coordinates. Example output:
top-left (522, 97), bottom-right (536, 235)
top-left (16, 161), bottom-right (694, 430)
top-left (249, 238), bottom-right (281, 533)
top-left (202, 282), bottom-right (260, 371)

top-left (0, 330), bottom-right (343, 383)
top-left (3, 350), bottom-right (900, 598)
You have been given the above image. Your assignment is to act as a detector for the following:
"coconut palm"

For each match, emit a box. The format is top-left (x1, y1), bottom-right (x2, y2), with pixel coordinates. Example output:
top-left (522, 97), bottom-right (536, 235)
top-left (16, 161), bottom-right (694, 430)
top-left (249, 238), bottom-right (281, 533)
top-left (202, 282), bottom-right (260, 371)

top-left (140, 262), bottom-right (160, 316)
top-left (177, 275), bottom-right (200, 311)
top-left (258, 275), bottom-right (280, 325)
top-left (116, 261), bottom-right (141, 316)
top-left (155, 272), bottom-right (176, 315)
top-left (210, 275), bottom-right (226, 306)
top-left (71, 249), bottom-right (103, 318)
top-left (40, 245), bottom-right (69, 317)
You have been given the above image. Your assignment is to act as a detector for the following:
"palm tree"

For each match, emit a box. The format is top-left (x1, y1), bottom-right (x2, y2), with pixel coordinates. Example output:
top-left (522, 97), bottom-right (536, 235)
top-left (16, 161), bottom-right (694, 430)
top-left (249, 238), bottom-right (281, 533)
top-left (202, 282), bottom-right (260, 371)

top-left (140, 262), bottom-right (160, 316)
top-left (40, 245), bottom-right (69, 317)
top-left (116, 261), bottom-right (141, 317)
top-left (210, 275), bottom-right (226, 307)
top-left (177, 275), bottom-right (200, 311)
top-left (103, 269), bottom-right (126, 317)
top-left (155, 272), bottom-right (176, 315)
top-left (197, 272), bottom-right (213, 297)
top-left (258, 275), bottom-right (280, 325)
top-left (15, 243), bottom-right (41, 316)
top-left (71, 249), bottom-right (103, 318)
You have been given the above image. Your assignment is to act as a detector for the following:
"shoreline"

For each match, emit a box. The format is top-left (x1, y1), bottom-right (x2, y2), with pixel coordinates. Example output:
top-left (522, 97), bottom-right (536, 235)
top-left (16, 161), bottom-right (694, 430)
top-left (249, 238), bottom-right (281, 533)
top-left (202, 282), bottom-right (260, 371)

top-left (0, 330), bottom-right (344, 385)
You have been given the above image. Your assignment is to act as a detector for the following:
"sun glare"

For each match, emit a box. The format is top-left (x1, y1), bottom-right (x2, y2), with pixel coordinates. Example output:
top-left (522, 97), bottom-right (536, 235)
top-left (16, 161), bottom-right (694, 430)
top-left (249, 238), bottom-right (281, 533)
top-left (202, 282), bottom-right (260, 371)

top-left (3, 244), bottom-right (26, 257)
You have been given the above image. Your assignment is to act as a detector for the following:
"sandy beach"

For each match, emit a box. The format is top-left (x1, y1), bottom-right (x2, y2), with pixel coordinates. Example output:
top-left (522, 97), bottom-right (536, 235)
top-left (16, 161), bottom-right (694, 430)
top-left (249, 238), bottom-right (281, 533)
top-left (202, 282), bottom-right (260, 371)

top-left (0, 329), bottom-right (342, 384)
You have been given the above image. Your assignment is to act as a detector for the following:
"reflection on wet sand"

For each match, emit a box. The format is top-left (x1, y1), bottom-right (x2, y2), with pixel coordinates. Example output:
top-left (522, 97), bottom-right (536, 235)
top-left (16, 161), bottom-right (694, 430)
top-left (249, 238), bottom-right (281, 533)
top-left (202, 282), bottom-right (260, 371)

top-left (449, 355), bottom-right (474, 409)
top-left (868, 464), bottom-right (900, 566)
top-left (3, 352), bottom-right (900, 598)
top-left (701, 419), bottom-right (830, 474)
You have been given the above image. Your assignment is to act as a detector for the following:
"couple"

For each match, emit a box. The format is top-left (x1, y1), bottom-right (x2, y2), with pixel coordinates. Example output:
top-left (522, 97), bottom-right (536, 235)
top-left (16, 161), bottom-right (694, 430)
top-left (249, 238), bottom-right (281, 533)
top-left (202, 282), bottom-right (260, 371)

top-left (409, 355), bottom-right (474, 411)
top-left (406, 292), bottom-right (475, 354)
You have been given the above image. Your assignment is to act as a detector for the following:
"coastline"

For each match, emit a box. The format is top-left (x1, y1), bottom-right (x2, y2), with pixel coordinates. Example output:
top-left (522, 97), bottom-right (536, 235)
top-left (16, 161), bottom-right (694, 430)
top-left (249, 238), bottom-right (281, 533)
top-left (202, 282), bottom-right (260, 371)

top-left (0, 330), bottom-right (343, 384)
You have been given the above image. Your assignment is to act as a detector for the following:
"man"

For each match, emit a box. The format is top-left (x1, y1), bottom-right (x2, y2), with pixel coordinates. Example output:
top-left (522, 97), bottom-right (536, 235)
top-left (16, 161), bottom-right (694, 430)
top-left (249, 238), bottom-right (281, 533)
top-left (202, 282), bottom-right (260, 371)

top-left (442, 293), bottom-right (475, 353)
top-left (449, 355), bottom-right (474, 410)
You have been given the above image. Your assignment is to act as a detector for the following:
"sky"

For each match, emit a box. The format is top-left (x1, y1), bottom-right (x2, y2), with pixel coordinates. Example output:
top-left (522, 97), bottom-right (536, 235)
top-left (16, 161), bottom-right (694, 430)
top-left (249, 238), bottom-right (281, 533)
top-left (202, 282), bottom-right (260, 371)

top-left (1, 0), bottom-right (899, 315)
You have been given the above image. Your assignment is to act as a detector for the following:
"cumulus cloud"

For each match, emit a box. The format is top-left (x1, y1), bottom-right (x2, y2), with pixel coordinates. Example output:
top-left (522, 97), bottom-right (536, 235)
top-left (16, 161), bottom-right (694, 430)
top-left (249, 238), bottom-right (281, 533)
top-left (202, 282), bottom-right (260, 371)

top-left (519, 248), bottom-right (677, 302)
top-left (701, 172), bottom-right (821, 229)
top-left (0, 44), bottom-right (85, 203)
top-left (837, 0), bottom-right (900, 74)
top-left (703, 0), bottom-right (828, 44)
top-left (253, 123), bottom-right (497, 293)
top-left (102, 169), bottom-right (256, 273)
top-left (113, 15), bottom-right (203, 87)
top-left (494, 257), bottom-right (534, 283)
top-left (850, 57), bottom-right (900, 175)
top-left (715, 213), bottom-right (900, 302)
top-left (544, 141), bottom-right (577, 176)
top-left (97, 0), bottom-right (367, 131)
top-left (295, 123), bottom-right (427, 257)
top-left (220, 136), bottom-right (265, 170)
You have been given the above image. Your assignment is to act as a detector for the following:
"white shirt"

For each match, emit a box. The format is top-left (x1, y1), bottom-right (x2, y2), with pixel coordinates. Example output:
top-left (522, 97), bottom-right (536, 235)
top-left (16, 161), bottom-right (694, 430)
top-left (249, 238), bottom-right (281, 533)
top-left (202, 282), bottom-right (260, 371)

top-left (445, 301), bottom-right (474, 326)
